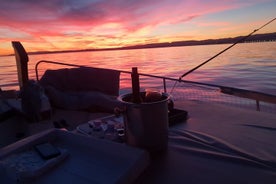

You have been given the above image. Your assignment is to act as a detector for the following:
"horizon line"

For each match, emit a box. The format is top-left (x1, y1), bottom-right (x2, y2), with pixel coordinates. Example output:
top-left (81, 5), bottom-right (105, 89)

top-left (2, 32), bottom-right (275, 57)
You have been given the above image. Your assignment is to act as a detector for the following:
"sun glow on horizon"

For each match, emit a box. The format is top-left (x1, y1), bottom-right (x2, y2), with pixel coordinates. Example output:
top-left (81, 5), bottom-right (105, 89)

top-left (0, 0), bottom-right (275, 56)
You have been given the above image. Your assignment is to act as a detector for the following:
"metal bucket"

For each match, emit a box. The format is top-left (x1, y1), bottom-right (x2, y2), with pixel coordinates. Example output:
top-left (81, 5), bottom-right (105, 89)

top-left (118, 92), bottom-right (169, 153)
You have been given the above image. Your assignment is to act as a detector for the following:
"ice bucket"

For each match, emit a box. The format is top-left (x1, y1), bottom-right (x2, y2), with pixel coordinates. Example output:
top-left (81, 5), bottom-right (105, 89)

top-left (118, 92), bottom-right (169, 153)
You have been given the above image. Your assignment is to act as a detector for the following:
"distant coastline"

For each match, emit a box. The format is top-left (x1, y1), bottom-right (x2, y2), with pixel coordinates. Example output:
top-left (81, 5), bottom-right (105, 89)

top-left (4, 32), bottom-right (276, 57)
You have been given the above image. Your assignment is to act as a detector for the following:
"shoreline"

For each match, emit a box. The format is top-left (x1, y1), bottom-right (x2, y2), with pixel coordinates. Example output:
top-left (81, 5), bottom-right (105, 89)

top-left (2, 32), bottom-right (275, 57)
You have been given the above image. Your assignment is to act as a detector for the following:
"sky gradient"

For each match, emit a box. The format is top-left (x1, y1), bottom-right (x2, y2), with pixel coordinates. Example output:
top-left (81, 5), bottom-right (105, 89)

top-left (0, 0), bottom-right (275, 56)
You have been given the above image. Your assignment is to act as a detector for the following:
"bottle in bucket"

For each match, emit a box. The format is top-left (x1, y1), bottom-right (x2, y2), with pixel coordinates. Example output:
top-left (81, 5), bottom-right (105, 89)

top-left (131, 67), bottom-right (142, 103)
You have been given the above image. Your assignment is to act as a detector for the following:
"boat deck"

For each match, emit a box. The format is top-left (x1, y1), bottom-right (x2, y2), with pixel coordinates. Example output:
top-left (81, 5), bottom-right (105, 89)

top-left (138, 100), bottom-right (276, 183)
top-left (1, 99), bottom-right (276, 183)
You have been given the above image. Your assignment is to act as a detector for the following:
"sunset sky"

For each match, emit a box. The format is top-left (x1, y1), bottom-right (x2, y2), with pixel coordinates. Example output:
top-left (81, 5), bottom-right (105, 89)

top-left (0, 0), bottom-right (275, 56)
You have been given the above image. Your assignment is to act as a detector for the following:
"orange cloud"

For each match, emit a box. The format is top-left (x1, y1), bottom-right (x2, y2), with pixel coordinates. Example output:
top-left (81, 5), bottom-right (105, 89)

top-left (0, 0), bottom-right (275, 55)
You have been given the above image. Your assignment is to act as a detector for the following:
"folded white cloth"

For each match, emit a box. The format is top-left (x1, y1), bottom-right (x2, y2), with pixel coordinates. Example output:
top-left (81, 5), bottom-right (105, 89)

top-left (0, 147), bottom-right (69, 182)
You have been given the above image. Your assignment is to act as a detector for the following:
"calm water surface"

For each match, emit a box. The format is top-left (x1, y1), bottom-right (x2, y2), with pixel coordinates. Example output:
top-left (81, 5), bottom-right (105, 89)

top-left (1, 42), bottom-right (275, 95)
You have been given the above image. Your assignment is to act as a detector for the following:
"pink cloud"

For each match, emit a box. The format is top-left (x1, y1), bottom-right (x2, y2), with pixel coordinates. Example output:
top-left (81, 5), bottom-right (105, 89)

top-left (0, 0), bottom-right (271, 54)
top-left (0, 0), bottom-right (245, 36)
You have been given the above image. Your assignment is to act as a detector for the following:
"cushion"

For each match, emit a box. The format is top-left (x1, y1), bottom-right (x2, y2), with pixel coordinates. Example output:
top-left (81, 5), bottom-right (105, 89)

top-left (39, 67), bottom-right (120, 96)
top-left (44, 86), bottom-right (122, 113)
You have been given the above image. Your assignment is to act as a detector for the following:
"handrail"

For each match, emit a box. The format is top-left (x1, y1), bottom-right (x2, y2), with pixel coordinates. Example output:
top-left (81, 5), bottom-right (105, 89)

top-left (34, 60), bottom-right (236, 87)
top-left (35, 60), bottom-right (225, 91)
top-left (35, 60), bottom-right (276, 111)
top-left (35, 60), bottom-right (89, 81)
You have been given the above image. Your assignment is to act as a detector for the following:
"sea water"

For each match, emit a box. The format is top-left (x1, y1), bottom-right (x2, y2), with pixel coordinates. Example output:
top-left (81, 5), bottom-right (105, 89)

top-left (1, 42), bottom-right (275, 96)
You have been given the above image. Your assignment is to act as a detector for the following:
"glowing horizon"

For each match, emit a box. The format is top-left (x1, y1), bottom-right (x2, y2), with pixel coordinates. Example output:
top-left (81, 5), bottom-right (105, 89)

top-left (0, 0), bottom-right (275, 56)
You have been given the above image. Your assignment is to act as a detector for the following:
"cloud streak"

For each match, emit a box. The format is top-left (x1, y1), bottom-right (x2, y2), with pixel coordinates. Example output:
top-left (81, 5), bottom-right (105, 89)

top-left (0, 0), bottom-right (275, 55)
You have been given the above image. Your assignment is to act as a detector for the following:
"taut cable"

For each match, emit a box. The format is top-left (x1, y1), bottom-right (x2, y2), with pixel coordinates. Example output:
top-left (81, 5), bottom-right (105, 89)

top-left (170, 18), bottom-right (276, 94)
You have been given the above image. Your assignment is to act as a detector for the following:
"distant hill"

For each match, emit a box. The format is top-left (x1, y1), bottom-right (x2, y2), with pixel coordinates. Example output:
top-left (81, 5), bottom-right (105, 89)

top-left (7, 32), bottom-right (276, 56)
top-left (122, 32), bottom-right (276, 50)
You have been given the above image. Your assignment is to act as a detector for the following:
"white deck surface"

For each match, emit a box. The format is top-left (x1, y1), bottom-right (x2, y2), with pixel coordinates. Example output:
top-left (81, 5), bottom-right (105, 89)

top-left (137, 100), bottom-right (276, 183)
top-left (0, 129), bottom-right (149, 184)
top-left (1, 99), bottom-right (276, 183)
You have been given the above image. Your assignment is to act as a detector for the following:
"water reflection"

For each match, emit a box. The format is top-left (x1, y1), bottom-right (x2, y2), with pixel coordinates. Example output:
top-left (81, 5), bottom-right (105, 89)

top-left (0, 42), bottom-right (275, 95)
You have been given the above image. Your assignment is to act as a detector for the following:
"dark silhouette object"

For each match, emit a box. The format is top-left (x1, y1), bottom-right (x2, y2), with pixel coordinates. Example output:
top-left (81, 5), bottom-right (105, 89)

top-left (11, 41), bottom-right (46, 121)
top-left (131, 67), bottom-right (142, 103)
top-left (12, 41), bottom-right (29, 90)
top-left (20, 80), bottom-right (42, 122)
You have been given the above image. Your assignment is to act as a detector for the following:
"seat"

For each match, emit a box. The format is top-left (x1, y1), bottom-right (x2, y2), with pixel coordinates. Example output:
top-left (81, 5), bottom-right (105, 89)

top-left (38, 67), bottom-right (121, 113)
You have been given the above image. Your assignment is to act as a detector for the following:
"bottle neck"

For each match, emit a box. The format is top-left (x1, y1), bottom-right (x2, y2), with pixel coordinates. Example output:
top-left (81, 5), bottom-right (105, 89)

top-left (131, 67), bottom-right (141, 103)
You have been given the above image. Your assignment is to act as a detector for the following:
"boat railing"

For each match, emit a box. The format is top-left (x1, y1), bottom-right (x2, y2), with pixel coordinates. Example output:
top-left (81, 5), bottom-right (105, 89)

top-left (35, 60), bottom-right (276, 113)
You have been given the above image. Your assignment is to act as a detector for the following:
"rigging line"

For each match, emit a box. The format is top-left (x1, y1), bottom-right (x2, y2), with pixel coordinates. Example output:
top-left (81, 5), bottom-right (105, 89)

top-left (170, 17), bottom-right (276, 94)
top-left (179, 17), bottom-right (276, 80)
